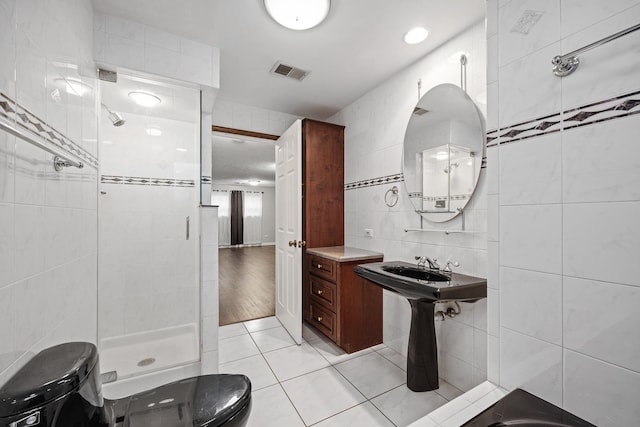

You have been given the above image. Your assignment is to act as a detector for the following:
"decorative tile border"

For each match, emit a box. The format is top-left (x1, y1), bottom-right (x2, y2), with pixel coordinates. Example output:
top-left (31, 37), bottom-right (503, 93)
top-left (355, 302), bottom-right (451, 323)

top-left (486, 129), bottom-right (499, 148)
top-left (562, 90), bottom-right (640, 130)
top-left (345, 159), bottom-right (486, 191)
top-left (490, 89), bottom-right (640, 147)
top-left (201, 175), bottom-right (212, 184)
top-left (494, 112), bottom-right (562, 145)
top-left (101, 175), bottom-right (195, 187)
top-left (423, 194), bottom-right (471, 201)
top-left (0, 91), bottom-right (99, 168)
top-left (344, 173), bottom-right (403, 190)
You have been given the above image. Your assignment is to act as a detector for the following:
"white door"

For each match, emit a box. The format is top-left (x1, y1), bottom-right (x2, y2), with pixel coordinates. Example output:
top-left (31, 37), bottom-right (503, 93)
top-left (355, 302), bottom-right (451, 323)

top-left (275, 119), bottom-right (302, 344)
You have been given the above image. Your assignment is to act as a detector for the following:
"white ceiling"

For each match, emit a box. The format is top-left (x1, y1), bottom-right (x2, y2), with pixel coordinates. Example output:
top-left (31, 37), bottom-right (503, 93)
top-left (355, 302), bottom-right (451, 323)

top-left (211, 133), bottom-right (276, 187)
top-left (91, 0), bottom-right (486, 120)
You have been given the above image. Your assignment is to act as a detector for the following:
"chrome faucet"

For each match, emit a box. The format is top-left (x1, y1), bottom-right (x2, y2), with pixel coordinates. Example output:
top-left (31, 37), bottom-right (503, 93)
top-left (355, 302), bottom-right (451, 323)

top-left (443, 260), bottom-right (460, 273)
top-left (415, 256), bottom-right (439, 270)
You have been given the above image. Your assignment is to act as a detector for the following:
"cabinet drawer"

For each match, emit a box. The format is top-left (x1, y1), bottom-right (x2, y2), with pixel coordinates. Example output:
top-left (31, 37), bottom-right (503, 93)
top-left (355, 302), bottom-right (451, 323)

top-left (309, 303), bottom-right (336, 340)
top-left (309, 275), bottom-right (336, 311)
top-left (308, 255), bottom-right (337, 282)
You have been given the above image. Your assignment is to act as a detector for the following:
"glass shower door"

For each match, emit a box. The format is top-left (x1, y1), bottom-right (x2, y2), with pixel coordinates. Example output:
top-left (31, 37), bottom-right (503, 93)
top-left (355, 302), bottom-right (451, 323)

top-left (97, 72), bottom-right (201, 383)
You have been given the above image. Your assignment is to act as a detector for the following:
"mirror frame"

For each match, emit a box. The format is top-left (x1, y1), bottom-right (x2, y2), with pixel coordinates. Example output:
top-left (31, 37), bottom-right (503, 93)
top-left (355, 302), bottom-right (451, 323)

top-left (402, 83), bottom-right (485, 223)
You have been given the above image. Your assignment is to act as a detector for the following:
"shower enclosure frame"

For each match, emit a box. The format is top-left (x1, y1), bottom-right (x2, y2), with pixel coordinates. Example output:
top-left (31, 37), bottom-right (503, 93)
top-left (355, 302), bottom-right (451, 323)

top-left (96, 69), bottom-right (204, 395)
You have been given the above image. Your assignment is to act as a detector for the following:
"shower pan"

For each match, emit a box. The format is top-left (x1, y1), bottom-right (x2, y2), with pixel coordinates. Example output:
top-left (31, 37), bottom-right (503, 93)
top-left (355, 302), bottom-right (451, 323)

top-left (97, 72), bottom-right (201, 396)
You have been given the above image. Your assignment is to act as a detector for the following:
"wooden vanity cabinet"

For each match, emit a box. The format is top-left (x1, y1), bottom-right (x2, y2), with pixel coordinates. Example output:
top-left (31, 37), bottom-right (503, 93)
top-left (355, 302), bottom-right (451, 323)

top-left (305, 252), bottom-right (383, 353)
top-left (299, 119), bottom-right (383, 353)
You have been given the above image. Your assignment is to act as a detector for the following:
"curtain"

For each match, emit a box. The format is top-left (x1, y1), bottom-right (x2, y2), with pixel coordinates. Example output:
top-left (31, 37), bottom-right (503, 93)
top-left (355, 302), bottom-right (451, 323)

top-left (230, 190), bottom-right (243, 245)
top-left (211, 190), bottom-right (231, 245)
top-left (243, 191), bottom-right (263, 245)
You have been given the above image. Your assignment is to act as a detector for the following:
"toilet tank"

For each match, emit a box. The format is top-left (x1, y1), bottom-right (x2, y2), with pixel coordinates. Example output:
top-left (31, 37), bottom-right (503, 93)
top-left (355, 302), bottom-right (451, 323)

top-left (0, 342), bottom-right (107, 427)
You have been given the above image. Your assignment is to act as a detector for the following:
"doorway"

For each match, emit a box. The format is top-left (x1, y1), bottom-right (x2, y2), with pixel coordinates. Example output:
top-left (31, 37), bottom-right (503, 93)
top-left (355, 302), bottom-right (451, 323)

top-left (211, 132), bottom-right (277, 325)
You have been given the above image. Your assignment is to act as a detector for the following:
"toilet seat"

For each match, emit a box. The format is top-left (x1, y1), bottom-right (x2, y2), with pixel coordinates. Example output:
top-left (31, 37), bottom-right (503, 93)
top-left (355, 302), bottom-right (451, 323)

top-left (121, 374), bottom-right (252, 427)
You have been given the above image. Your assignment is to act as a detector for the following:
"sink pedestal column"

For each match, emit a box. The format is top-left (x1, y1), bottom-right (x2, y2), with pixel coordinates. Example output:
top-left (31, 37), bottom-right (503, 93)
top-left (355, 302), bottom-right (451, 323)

top-left (407, 299), bottom-right (439, 391)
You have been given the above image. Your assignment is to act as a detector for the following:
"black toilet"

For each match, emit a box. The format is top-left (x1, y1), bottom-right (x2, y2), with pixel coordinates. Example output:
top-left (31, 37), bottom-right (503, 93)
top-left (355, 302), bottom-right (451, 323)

top-left (0, 342), bottom-right (251, 427)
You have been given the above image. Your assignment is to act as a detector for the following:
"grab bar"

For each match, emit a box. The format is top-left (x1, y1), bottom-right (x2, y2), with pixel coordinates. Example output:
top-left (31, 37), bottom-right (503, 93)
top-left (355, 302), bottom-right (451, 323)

top-left (552, 23), bottom-right (640, 77)
top-left (0, 116), bottom-right (84, 170)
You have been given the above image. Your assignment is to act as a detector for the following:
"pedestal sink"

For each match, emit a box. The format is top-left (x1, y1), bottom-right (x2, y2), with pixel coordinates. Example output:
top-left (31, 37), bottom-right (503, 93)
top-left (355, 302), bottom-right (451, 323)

top-left (354, 261), bottom-right (487, 392)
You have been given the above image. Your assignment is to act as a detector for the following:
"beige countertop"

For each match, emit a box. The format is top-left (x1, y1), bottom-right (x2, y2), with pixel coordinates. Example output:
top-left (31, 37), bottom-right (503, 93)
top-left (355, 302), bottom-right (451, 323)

top-left (306, 246), bottom-right (384, 262)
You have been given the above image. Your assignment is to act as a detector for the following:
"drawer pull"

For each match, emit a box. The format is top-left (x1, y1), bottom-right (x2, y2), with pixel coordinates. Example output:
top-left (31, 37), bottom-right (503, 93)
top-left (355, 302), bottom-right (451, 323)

top-left (315, 316), bottom-right (323, 322)
top-left (316, 290), bottom-right (323, 295)
top-left (316, 263), bottom-right (323, 269)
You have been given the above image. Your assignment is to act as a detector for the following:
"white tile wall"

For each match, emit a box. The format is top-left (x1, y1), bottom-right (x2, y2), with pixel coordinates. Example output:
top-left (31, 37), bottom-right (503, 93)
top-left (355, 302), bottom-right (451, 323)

top-left (499, 204), bottom-right (562, 274)
top-left (500, 268), bottom-right (562, 345)
top-left (499, 133), bottom-right (561, 205)
top-left (329, 20), bottom-right (488, 392)
top-left (563, 350), bottom-right (640, 426)
top-left (94, 13), bottom-right (220, 89)
top-left (488, 0), bottom-right (640, 424)
top-left (0, 0), bottom-right (98, 388)
top-left (500, 328), bottom-right (562, 406)
top-left (564, 277), bottom-right (640, 373)
top-left (200, 206), bottom-right (218, 374)
top-left (562, 114), bottom-right (640, 203)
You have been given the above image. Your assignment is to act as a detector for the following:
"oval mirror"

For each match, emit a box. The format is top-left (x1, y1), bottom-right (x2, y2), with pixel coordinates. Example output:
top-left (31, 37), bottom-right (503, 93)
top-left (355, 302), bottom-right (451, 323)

top-left (403, 83), bottom-right (484, 223)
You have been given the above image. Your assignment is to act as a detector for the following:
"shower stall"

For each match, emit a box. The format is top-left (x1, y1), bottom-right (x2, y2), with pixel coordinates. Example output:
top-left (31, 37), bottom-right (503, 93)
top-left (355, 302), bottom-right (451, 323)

top-left (97, 72), bottom-right (202, 394)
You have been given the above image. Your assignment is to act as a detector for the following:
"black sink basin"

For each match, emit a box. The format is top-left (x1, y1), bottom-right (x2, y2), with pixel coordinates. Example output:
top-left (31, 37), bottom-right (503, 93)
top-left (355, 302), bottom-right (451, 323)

top-left (354, 261), bottom-right (486, 302)
top-left (381, 265), bottom-right (450, 282)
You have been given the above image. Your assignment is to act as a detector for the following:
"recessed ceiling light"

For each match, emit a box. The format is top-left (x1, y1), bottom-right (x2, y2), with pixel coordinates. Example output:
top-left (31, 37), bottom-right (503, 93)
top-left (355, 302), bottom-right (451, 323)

top-left (264, 0), bottom-right (330, 30)
top-left (146, 127), bottom-right (162, 136)
top-left (55, 78), bottom-right (91, 97)
top-left (248, 179), bottom-right (261, 186)
top-left (404, 27), bottom-right (429, 44)
top-left (176, 148), bottom-right (187, 152)
top-left (128, 91), bottom-right (161, 107)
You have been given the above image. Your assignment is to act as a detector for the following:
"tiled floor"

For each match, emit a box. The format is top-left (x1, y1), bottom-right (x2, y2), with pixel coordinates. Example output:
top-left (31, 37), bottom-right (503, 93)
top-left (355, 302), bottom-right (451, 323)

top-left (218, 316), bottom-right (464, 427)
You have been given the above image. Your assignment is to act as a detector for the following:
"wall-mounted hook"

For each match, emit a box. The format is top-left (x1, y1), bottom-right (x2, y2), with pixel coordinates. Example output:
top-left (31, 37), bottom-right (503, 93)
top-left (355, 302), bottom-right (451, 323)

top-left (384, 185), bottom-right (399, 207)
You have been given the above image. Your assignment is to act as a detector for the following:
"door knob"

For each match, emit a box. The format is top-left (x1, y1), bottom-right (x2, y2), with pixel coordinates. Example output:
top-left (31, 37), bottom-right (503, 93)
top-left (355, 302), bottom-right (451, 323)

top-left (297, 240), bottom-right (306, 248)
top-left (288, 240), bottom-right (296, 247)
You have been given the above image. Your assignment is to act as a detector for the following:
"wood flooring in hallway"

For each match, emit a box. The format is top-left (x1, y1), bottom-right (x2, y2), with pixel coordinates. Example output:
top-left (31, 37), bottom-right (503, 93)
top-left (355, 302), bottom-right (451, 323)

top-left (219, 245), bottom-right (275, 326)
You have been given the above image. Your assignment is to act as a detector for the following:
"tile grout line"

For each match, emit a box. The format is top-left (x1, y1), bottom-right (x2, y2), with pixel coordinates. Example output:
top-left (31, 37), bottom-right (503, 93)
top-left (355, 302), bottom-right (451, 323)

top-left (220, 320), bottom-right (465, 426)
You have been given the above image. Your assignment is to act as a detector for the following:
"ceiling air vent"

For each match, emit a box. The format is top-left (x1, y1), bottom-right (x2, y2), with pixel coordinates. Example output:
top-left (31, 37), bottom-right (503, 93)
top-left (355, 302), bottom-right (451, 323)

top-left (413, 107), bottom-right (429, 115)
top-left (271, 62), bottom-right (310, 81)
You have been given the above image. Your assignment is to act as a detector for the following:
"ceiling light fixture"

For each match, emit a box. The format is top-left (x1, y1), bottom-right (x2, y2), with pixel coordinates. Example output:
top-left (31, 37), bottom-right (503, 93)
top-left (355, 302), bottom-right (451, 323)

top-left (128, 91), bottom-right (161, 107)
top-left (404, 27), bottom-right (429, 44)
top-left (264, 0), bottom-right (331, 30)
top-left (248, 179), bottom-right (261, 186)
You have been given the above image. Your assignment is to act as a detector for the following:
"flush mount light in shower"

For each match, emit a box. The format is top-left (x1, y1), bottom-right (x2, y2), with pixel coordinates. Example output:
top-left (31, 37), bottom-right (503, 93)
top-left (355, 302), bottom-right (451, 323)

top-left (128, 91), bottom-right (162, 107)
top-left (264, 0), bottom-right (330, 30)
top-left (404, 27), bottom-right (429, 44)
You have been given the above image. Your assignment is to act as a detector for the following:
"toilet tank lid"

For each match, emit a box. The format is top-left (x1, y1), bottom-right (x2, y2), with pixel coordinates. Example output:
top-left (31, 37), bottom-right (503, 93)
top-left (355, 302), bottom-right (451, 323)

top-left (0, 342), bottom-right (99, 418)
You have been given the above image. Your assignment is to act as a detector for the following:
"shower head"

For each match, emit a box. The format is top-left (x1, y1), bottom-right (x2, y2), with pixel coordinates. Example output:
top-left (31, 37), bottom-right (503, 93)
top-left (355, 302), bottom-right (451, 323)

top-left (108, 111), bottom-right (125, 127)
top-left (101, 103), bottom-right (126, 127)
